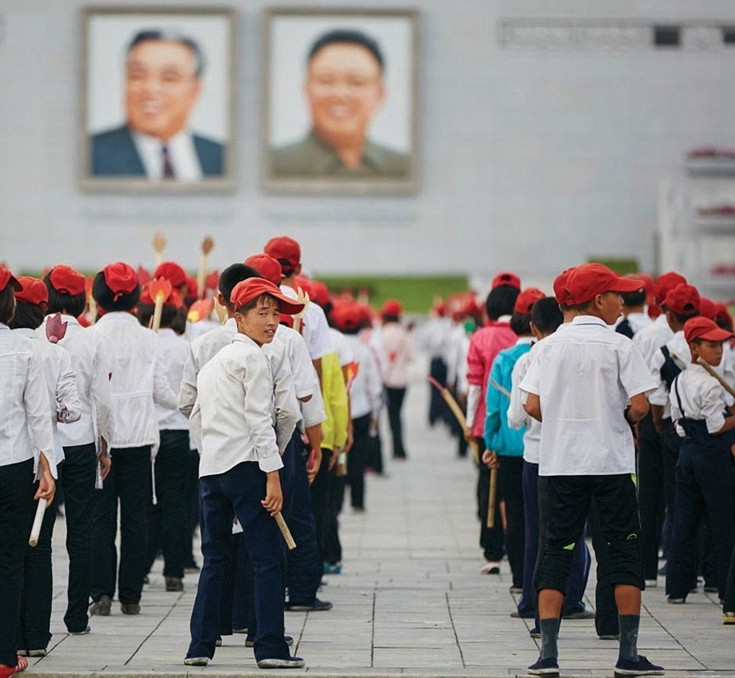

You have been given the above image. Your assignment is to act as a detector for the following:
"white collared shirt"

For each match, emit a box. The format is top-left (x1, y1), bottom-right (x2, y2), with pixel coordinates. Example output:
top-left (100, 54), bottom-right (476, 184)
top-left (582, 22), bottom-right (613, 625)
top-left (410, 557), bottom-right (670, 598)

top-left (38, 314), bottom-right (114, 449)
top-left (281, 284), bottom-right (333, 360)
top-left (194, 334), bottom-right (284, 476)
top-left (93, 312), bottom-right (177, 449)
top-left (520, 316), bottom-right (656, 476)
top-left (329, 328), bottom-right (354, 368)
top-left (508, 349), bottom-right (541, 464)
top-left (131, 129), bottom-right (203, 181)
top-left (155, 328), bottom-right (190, 431)
top-left (270, 323), bottom-right (318, 400)
top-left (15, 328), bottom-right (81, 467)
top-left (0, 323), bottom-right (56, 477)
top-left (670, 364), bottom-right (731, 436)
top-left (633, 314), bottom-right (674, 367)
top-left (379, 322), bottom-right (414, 388)
top-left (344, 333), bottom-right (383, 420)
top-left (261, 334), bottom-right (301, 452)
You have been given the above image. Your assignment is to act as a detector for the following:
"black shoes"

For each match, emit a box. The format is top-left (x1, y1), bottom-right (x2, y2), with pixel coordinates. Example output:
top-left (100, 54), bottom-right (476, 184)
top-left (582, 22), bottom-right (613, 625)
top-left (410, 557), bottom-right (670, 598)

top-left (89, 595), bottom-right (111, 616)
top-left (614, 655), bottom-right (665, 676)
top-left (285, 598), bottom-right (333, 612)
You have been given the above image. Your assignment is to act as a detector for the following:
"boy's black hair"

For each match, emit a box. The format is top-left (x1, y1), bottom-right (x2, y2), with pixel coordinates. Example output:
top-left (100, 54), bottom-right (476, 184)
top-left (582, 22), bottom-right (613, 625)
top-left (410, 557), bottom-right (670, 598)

top-left (219, 264), bottom-right (261, 308)
top-left (621, 289), bottom-right (646, 307)
top-left (382, 314), bottom-right (400, 324)
top-left (531, 297), bottom-right (564, 335)
top-left (44, 272), bottom-right (86, 318)
top-left (92, 272), bottom-right (140, 313)
top-left (510, 312), bottom-right (531, 336)
top-left (0, 286), bottom-right (16, 325)
top-left (171, 306), bottom-right (187, 335)
top-left (667, 308), bottom-right (699, 325)
top-left (136, 302), bottom-right (179, 330)
top-left (485, 285), bottom-right (520, 321)
top-left (8, 300), bottom-right (44, 330)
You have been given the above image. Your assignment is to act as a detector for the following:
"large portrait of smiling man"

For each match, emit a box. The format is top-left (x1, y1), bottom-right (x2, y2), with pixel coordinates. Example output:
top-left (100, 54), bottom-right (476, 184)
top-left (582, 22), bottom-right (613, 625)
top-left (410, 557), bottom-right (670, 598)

top-left (81, 6), bottom-right (235, 192)
top-left (263, 8), bottom-right (419, 194)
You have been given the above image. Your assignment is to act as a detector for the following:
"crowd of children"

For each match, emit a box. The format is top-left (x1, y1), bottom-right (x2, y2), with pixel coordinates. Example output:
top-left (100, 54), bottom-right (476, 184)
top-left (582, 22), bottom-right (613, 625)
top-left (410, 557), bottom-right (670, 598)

top-left (0, 235), bottom-right (418, 675)
top-left (2, 245), bottom-right (735, 677)
top-left (426, 265), bottom-right (735, 678)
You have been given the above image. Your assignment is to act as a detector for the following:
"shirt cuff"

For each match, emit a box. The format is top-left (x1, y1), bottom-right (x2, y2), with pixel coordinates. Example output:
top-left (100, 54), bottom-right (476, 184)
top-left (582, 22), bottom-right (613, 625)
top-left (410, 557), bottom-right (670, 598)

top-left (34, 451), bottom-right (58, 481)
top-left (258, 452), bottom-right (284, 474)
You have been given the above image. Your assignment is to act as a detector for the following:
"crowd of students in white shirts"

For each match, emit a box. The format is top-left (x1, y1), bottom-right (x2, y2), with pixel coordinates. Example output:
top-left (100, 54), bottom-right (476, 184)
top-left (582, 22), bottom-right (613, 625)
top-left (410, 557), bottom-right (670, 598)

top-left (0, 234), bottom-right (416, 675)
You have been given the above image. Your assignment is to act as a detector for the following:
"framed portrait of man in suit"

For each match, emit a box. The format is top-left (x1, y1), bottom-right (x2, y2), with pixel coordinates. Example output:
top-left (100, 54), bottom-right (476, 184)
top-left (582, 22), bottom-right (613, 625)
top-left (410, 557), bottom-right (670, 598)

top-left (81, 6), bottom-right (235, 192)
top-left (262, 8), bottom-right (420, 195)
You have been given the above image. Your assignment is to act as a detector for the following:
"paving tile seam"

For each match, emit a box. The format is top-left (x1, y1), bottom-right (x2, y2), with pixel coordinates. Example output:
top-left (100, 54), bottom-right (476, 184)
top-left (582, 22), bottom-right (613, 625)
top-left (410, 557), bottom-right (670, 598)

top-left (641, 600), bottom-right (709, 671)
top-left (124, 591), bottom-right (187, 666)
top-left (444, 592), bottom-right (467, 669)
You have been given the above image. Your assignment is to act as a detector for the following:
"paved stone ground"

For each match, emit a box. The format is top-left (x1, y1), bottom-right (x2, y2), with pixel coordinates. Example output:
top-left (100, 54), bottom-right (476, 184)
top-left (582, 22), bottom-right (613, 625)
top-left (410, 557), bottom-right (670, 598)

top-left (26, 357), bottom-right (735, 677)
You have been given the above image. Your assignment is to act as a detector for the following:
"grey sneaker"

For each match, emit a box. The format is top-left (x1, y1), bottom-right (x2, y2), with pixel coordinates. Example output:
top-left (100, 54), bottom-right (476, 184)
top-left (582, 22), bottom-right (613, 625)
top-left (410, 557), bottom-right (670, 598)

top-left (184, 656), bottom-right (209, 666)
top-left (257, 656), bottom-right (305, 669)
top-left (89, 595), bottom-right (111, 616)
top-left (121, 603), bottom-right (140, 615)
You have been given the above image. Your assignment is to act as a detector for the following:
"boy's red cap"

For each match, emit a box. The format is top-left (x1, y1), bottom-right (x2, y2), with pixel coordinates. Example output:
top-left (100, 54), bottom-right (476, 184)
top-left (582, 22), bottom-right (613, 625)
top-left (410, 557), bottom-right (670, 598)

top-left (153, 261), bottom-right (187, 288)
top-left (714, 303), bottom-right (733, 331)
top-left (15, 276), bottom-right (48, 308)
top-left (264, 236), bottom-right (301, 268)
top-left (245, 254), bottom-right (282, 286)
top-left (49, 265), bottom-right (86, 296)
top-left (331, 301), bottom-right (367, 331)
top-left (561, 263), bottom-right (643, 305)
top-left (513, 287), bottom-right (545, 315)
top-left (0, 265), bottom-right (23, 293)
top-left (310, 280), bottom-right (330, 308)
top-left (491, 271), bottom-right (521, 290)
top-left (626, 272), bottom-right (654, 292)
top-left (663, 284), bottom-right (700, 316)
top-left (553, 267), bottom-right (576, 304)
top-left (185, 275), bottom-right (199, 299)
top-left (684, 316), bottom-right (732, 344)
top-left (653, 272), bottom-right (686, 305)
top-left (382, 299), bottom-right (403, 316)
top-left (102, 262), bottom-right (139, 297)
top-left (698, 297), bottom-right (716, 320)
top-left (230, 278), bottom-right (305, 315)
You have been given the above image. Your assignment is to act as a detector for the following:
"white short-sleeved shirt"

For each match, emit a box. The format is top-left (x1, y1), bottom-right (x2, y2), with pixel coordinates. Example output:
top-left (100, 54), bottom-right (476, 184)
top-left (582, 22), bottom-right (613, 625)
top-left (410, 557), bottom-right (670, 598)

top-left (281, 285), bottom-right (333, 360)
top-left (508, 350), bottom-right (541, 464)
top-left (329, 328), bottom-right (354, 368)
top-left (632, 314), bottom-right (674, 367)
top-left (344, 333), bottom-right (383, 420)
top-left (520, 316), bottom-right (657, 476)
top-left (670, 364), bottom-right (730, 436)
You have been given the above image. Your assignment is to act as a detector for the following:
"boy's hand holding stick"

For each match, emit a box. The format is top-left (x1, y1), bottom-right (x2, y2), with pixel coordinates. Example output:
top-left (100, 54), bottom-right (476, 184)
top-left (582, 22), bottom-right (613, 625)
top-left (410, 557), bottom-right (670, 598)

top-left (427, 376), bottom-right (480, 464)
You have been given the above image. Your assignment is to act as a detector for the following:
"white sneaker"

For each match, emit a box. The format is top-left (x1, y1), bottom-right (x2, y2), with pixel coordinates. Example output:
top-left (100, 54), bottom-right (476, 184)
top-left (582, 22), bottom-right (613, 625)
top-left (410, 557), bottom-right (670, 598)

top-left (480, 561), bottom-right (501, 575)
top-left (257, 656), bottom-right (305, 669)
top-left (644, 579), bottom-right (658, 588)
top-left (184, 657), bottom-right (209, 666)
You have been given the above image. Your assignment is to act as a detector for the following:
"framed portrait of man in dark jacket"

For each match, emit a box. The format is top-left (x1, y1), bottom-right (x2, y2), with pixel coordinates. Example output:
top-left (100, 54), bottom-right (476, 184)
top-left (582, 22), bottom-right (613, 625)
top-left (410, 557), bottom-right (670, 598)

top-left (262, 8), bottom-right (420, 195)
top-left (81, 6), bottom-right (235, 192)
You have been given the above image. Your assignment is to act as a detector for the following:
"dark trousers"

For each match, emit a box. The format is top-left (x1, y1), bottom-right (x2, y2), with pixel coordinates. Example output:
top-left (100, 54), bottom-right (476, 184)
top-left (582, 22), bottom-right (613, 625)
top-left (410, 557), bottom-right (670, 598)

top-left (637, 413), bottom-right (666, 580)
top-left (184, 447), bottom-right (200, 568)
top-left (518, 461), bottom-right (588, 618)
top-left (91, 446), bottom-right (152, 605)
top-left (59, 443), bottom-right (97, 633)
top-left (587, 498), bottom-right (620, 636)
top-left (287, 438), bottom-right (322, 604)
top-left (18, 479), bottom-right (57, 652)
top-left (385, 387), bottom-right (407, 458)
top-left (145, 430), bottom-right (189, 579)
top-left (660, 418), bottom-right (682, 558)
top-left (475, 438), bottom-right (504, 561)
top-left (187, 462), bottom-right (288, 663)
top-left (537, 474), bottom-right (643, 595)
top-left (348, 414), bottom-right (371, 510)
top-left (666, 441), bottom-right (735, 599)
top-left (428, 357), bottom-right (451, 427)
top-left (0, 459), bottom-right (34, 668)
top-left (724, 540), bottom-right (735, 612)
top-left (499, 455), bottom-right (525, 589)
top-left (311, 449), bottom-right (341, 565)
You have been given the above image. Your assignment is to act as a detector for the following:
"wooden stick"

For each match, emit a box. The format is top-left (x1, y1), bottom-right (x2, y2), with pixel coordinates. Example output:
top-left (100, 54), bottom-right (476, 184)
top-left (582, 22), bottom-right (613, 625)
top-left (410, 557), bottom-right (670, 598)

top-left (427, 376), bottom-right (480, 465)
top-left (487, 467), bottom-right (498, 529)
top-left (274, 511), bottom-right (296, 550)
top-left (88, 295), bottom-right (98, 325)
top-left (197, 236), bottom-right (214, 300)
top-left (292, 288), bottom-right (309, 333)
top-left (29, 498), bottom-right (47, 547)
top-left (151, 296), bottom-right (164, 334)
top-left (152, 232), bottom-right (166, 267)
top-left (696, 357), bottom-right (735, 398)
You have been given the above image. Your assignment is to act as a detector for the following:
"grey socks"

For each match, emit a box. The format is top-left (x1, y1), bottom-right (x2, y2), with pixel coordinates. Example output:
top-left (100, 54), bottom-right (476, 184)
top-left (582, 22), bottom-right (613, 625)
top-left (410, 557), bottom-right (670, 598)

top-left (539, 617), bottom-right (560, 659)
top-left (618, 614), bottom-right (640, 661)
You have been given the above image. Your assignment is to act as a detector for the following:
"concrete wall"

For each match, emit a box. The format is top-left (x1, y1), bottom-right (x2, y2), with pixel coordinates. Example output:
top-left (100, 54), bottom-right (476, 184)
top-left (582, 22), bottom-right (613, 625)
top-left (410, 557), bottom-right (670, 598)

top-left (2, 0), bottom-right (735, 282)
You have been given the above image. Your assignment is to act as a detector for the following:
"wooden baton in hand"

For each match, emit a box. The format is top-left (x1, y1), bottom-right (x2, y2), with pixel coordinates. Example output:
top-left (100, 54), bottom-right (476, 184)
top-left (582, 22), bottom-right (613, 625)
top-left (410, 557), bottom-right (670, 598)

top-left (274, 511), bottom-right (297, 550)
top-left (29, 498), bottom-right (47, 547)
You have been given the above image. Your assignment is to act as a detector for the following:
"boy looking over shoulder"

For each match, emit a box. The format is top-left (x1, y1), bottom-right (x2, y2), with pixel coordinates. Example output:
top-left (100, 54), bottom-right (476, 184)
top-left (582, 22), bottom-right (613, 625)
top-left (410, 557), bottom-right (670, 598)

top-left (520, 264), bottom-right (663, 678)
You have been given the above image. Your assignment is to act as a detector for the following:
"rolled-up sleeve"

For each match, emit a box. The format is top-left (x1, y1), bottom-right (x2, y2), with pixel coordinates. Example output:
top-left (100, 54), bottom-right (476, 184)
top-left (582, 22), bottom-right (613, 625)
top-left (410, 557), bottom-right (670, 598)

top-left (178, 346), bottom-right (199, 418)
top-left (56, 349), bottom-right (82, 423)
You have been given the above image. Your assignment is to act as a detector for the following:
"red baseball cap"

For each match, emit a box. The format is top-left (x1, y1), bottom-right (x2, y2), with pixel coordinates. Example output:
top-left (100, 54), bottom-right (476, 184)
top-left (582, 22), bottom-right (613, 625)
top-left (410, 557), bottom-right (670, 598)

top-left (154, 261), bottom-right (187, 288)
top-left (663, 284), bottom-right (700, 316)
top-left (230, 278), bottom-right (305, 315)
top-left (626, 272), bottom-right (654, 293)
top-left (553, 267), bottom-right (576, 304)
top-left (561, 264), bottom-right (644, 305)
top-left (245, 254), bottom-right (283, 286)
top-left (0, 265), bottom-right (23, 293)
top-left (102, 262), bottom-right (139, 299)
top-left (382, 299), bottom-right (403, 316)
top-left (48, 265), bottom-right (86, 296)
top-left (185, 275), bottom-right (199, 299)
top-left (698, 297), bottom-right (717, 320)
top-left (714, 303), bottom-right (733, 331)
top-left (15, 276), bottom-right (48, 308)
top-left (653, 272), bottom-right (687, 305)
top-left (310, 280), bottom-right (330, 308)
top-left (331, 301), bottom-right (364, 331)
top-left (513, 287), bottom-right (545, 315)
top-left (684, 316), bottom-right (732, 344)
top-left (264, 236), bottom-right (301, 269)
top-left (491, 271), bottom-right (521, 290)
